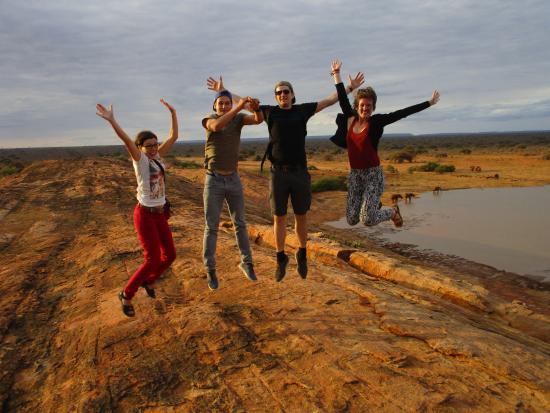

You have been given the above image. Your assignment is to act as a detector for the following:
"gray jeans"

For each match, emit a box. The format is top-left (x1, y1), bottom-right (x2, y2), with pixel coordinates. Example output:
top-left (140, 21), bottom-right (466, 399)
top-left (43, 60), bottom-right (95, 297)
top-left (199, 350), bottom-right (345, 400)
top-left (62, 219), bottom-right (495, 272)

top-left (203, 171), bottom-right (252, 271)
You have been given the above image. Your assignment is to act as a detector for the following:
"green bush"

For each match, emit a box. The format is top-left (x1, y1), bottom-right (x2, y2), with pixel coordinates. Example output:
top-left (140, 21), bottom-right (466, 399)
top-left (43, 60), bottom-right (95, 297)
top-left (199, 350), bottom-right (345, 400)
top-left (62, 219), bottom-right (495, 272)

top-left (386, 165), bottom-right (397, 174)
top-left (311, 176), bottom-right (347, 192)
top-left (390, 151), bottom-right (415, 163)
top-left (239, 149), bottom-right (256, 160)
top-left (418, 162), bottom-right (440, 172)
top-left (307, 165), bottom-right (318, 170)
top-left (173, 160), bottom-right (201, 169)
top-left (0, 166), bottom-right (19, 176)
top-left (435, 164), bottom-right (456, 173)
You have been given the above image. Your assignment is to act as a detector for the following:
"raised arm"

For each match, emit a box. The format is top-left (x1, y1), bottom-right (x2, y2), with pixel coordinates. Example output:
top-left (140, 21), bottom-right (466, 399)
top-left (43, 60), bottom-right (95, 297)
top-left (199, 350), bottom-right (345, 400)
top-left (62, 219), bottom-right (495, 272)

top-left (379, 90), bottom-right (441, 126)
top-left (316, 59), bottom-right (364, 113)
top-left (330, 59), bottom-right (364, 117)
top-left (204, 97), bottom-right (249, 132)
top-left (243, 98), bottom-right (264, 125)
top-left (158, 99), bottom-right (179, 157)
top-left (207, 75), bottom-right (260, 116)
top-left (207, 75), bottom-right (244, 102)
top-left (96, 104), bottom-right (142, 161)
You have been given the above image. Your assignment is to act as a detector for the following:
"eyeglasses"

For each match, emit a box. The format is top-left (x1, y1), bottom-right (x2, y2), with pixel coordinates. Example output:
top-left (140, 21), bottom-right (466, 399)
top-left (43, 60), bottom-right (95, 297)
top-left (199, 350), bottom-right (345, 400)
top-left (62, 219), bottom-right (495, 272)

top-left (275, 89), bottom-right (291, 96)
top-left (143, 143), bottom-right (159, 148)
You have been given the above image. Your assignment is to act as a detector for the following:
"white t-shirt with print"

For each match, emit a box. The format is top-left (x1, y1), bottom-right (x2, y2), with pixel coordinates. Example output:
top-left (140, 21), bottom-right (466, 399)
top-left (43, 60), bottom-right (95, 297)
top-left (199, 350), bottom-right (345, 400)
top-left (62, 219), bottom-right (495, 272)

top-left (132, 153), bottom-right (166, 207)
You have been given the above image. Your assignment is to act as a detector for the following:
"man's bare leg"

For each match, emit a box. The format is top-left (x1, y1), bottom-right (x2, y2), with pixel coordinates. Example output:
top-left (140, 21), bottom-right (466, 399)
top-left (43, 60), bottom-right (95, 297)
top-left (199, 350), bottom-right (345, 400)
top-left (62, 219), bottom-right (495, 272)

top-left (294, 213), bottom-right (308, 279)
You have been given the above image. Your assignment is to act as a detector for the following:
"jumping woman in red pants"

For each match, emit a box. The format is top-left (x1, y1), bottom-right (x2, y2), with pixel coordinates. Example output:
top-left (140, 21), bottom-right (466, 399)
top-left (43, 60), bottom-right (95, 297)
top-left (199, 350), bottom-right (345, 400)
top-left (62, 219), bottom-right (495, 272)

top-left (96, 99), bottom-right (178, 317)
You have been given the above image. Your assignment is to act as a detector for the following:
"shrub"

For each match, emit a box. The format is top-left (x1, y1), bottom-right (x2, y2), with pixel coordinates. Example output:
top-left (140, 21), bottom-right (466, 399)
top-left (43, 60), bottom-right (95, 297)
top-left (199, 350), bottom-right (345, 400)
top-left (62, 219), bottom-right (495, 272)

top-left (391, 151), bottom-right (415, 163)
top-left (254, 155), bottom-right (262, 161)
top-left (418, 162), bottom-right (440, 172)
top-left (386, 165), bottom-right (397, 174)
top-left (543, 154), bottom-right (550, 160)
top-left (408, 166), bottom-right (416, 174)
top-left (307, 165), bottom-right (318, 170)
top-left (460, 149), bottom-right (472, 154)
top-left (350, 240), bottom-right (365, 249)
top-left (323, 154), bottom-right (334, 161)
top-left (435, 164), bottom-right (456, 173)
top-left (173, 160), bottom-right (201, 169)
top-left (436, 152), bottom-right (448, 158)
top-left (311, 176), bottom-right (347, 192)
top-left (0, 166), bottom-right (19, 176)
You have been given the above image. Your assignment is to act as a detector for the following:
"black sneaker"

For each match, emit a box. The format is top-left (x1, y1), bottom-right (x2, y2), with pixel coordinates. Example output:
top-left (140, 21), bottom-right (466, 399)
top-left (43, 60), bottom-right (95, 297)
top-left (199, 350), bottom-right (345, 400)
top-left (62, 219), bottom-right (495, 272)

top-left (295, 250), bottom-right (308, 279)
top-left (207, 270), bottom-right (218, 290)
top-left (275, 254), bottom-right (289, 282)
top-left (141, 283), bottom-right (156, 298)
top-left (239, 262), bottom-right (257, 281)
top-left (118, 291), bottom-right (135, 317)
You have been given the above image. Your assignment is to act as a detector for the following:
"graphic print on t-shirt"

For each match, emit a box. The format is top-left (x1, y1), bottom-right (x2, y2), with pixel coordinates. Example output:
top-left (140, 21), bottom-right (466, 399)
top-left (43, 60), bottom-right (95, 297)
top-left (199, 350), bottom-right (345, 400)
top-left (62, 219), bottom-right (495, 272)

top-left (149, 161), bottom-right (165, 199)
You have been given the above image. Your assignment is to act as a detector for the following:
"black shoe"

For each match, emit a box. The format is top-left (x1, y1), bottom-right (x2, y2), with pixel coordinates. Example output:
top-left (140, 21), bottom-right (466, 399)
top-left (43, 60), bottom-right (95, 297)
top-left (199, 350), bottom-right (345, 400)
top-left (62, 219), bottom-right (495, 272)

top-left (296, 250), bottom-right (308, 279)
top-left (239, 262), bottom-right (257, 281)
top-left (141, 283), bottom-right (156, 298)
top-left (207, 270), bottom-right (218, 290)
top-left (275, 254), bottom-right (289, 282)
top-left (118, 291), bottom-right (135, 317)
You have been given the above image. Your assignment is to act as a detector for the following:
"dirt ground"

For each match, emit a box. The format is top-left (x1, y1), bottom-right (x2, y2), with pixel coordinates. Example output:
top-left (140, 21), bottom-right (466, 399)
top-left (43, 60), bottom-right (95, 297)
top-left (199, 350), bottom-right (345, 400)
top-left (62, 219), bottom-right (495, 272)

top-left (0, 138), bottom-right (549, 412)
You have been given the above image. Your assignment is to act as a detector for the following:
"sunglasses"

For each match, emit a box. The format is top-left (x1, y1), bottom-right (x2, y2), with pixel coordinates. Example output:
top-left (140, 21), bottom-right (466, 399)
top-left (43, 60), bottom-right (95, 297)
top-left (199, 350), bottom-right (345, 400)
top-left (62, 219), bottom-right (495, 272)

top-left (143, 143), bottom-right (159, 148)
top-left (275, 89), bottom-right (291, 96)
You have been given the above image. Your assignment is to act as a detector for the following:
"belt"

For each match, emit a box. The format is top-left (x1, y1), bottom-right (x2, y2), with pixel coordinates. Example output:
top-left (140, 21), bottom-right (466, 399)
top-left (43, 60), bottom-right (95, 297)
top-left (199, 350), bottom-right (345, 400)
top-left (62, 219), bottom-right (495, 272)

top-left (138, 203), bottom-right (165, 214)
top-left (271, 164), bottom-right (307, 172)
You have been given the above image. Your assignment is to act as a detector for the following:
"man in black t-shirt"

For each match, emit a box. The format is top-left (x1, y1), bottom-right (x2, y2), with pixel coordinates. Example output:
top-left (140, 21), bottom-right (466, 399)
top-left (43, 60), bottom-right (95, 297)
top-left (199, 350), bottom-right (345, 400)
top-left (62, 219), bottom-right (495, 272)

top-left (207, 74), bottom-right (360, 282)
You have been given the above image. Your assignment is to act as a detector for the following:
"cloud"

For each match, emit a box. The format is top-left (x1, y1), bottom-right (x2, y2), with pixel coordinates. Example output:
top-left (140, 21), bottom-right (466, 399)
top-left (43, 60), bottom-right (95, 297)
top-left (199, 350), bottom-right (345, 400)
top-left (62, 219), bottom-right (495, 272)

top-left (1, 0), bottom-right (549, 147)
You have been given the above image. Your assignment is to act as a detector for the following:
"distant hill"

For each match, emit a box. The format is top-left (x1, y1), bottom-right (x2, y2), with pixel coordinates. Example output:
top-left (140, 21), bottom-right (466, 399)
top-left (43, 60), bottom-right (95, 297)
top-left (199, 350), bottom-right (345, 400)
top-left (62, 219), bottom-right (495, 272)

top-left (2, 131), bottom-right (549, 164)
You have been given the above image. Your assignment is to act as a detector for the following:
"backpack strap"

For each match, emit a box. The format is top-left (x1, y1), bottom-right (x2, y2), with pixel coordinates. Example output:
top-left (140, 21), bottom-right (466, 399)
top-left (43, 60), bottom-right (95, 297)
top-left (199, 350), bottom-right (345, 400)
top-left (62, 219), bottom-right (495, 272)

top-left (151, 158), bottom-right (166, 181)
top-left (260, 141), bottom-right (273, 172)
top-left (260, 108), bottom-right (274, 172)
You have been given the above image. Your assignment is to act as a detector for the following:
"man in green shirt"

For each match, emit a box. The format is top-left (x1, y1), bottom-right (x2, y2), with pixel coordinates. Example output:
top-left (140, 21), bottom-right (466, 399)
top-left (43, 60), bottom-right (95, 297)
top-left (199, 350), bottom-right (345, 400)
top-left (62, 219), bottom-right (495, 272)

top-left (202, 89), bottom-right (263, 290)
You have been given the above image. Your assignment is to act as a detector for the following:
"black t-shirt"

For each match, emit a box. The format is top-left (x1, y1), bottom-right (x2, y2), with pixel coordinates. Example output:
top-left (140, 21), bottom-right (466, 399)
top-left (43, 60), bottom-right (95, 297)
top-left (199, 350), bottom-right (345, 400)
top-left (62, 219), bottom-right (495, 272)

top-left (260, 102), bottom-right (317, 166)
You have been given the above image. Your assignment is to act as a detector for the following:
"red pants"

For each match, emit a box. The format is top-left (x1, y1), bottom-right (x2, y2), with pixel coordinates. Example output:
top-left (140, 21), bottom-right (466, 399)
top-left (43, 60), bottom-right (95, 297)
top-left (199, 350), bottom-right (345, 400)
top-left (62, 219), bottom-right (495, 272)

top-left (124, 204), bottom-right (176, 299)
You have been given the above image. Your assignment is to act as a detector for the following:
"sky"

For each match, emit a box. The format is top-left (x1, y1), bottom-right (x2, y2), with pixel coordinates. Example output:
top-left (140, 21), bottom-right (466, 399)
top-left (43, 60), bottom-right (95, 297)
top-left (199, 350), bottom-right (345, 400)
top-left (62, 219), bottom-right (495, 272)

top-left (1, 0), bottom-right (549, 148)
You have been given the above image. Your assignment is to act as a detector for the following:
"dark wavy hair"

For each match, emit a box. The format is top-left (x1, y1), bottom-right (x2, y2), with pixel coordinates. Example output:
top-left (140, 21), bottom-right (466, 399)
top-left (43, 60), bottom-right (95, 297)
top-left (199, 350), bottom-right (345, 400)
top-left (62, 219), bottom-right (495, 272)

top-left (134, 130), bottom-right (158, 147)
top-left (353, 87), bottom-right (377, 111)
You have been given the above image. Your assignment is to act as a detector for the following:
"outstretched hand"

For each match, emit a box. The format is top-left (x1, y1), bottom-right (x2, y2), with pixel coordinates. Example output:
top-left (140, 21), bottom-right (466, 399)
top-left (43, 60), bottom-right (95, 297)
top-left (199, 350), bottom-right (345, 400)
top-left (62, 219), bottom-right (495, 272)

top-left (96, 103), bottom-right (114, 122)
top-left (160, 98), bottom-right (176, 113)
top-left (348, 72), bottom-right (364, 91)
top-left (207, 76), bottom-right (225, 92)
top-left (248, 97), bottom-right (260, 111)
top-left (430, 90), bottom-right (440, 106)
top-left (331, 59), bottom-right (342, 73)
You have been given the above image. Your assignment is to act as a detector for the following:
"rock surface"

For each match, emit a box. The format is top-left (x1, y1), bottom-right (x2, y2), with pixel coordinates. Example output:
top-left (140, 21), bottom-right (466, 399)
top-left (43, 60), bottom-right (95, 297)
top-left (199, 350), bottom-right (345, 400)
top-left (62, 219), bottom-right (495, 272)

top-left (0, 158), bottom-right (548, 412)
